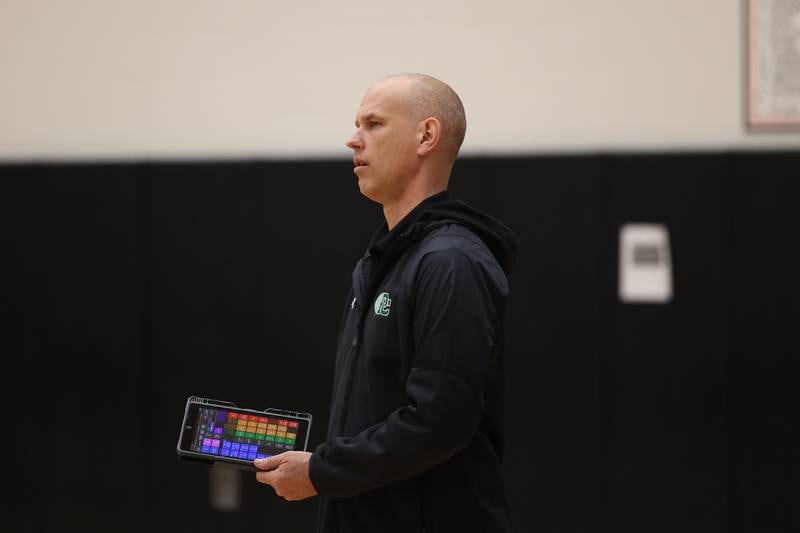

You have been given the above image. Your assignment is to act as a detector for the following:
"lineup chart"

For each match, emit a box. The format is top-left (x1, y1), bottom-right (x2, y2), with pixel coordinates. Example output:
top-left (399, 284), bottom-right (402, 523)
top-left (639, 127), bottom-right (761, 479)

top-left (191, 407), bottom-right (300, 460)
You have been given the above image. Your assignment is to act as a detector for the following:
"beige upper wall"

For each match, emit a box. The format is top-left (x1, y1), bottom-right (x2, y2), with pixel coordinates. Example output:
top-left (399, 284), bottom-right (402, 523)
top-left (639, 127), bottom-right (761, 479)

top-left (1, 0), bottom-right (798, 160)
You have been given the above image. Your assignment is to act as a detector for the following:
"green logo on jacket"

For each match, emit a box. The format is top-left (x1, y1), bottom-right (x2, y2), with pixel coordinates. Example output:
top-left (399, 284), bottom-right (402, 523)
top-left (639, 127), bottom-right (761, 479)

top-left (374, 292), bottom-right (392, 317)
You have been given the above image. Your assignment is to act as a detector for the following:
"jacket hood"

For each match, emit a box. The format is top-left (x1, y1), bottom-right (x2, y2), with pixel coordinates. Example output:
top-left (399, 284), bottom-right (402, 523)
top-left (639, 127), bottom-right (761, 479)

top-left (368, 191), bottom-right (518, 275)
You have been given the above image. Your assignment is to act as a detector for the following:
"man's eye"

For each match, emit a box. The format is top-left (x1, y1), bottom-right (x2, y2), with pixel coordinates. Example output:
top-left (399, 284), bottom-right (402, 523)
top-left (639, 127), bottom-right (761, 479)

top-left (368, 122), bottom-right (380, 128)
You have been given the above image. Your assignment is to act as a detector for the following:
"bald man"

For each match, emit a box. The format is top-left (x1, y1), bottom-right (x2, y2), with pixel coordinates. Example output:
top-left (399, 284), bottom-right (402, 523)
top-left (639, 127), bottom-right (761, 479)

top-left (255, 74), bottom-right (517, 533)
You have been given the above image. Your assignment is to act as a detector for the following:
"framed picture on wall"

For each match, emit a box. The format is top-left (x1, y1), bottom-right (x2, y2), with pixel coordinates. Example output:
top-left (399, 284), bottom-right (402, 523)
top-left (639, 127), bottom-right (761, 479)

top-left (746, 0), bottom-right (800, 129)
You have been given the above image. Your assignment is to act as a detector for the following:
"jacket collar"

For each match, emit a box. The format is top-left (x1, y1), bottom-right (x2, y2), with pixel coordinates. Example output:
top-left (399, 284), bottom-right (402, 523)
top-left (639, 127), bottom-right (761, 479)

top-left (365, 190), bottom-right (452, 259)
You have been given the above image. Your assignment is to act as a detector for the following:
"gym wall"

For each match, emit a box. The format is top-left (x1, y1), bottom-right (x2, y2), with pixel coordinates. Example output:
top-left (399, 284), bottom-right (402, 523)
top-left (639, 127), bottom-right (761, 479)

top-left (4, 1), bottom-right (798, 532)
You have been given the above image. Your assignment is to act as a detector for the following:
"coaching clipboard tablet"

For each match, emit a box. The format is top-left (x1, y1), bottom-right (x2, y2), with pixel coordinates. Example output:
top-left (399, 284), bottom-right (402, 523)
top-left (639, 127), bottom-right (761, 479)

top-left (176, 396), bottom-right (312, 471)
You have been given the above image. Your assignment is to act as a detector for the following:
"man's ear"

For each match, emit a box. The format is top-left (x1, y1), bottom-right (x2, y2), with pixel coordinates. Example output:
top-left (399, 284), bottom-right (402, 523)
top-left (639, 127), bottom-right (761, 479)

top-left (416, 117), bottom-right (442, 157)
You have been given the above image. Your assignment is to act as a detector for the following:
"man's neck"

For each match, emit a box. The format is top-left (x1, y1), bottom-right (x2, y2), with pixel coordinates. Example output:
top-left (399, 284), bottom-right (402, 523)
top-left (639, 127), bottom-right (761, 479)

top-left (383, 181), bottom-right (447, 230)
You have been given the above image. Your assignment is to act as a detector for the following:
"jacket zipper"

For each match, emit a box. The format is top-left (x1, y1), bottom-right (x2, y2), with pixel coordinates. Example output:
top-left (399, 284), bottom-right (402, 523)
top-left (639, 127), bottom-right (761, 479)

top-left (335, 316), bottom-right (361, 435)
top-left (335, 236), bottom-right (407, 436)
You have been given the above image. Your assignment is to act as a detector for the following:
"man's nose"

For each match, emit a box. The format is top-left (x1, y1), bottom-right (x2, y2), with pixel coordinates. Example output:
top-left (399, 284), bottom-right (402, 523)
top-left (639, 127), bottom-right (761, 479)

top-left (346, 132), bottom-right (363, 150)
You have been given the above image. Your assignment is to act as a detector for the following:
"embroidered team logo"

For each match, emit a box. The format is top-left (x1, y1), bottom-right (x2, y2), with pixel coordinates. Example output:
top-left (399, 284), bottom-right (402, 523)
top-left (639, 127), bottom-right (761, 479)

top-left (373, 292), bottom-right (392, 317)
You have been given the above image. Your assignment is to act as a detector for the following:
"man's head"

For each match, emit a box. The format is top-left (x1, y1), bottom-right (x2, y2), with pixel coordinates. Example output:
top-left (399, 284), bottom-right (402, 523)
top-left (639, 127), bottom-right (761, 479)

top-left (346, 73), bottom-right (466, 206)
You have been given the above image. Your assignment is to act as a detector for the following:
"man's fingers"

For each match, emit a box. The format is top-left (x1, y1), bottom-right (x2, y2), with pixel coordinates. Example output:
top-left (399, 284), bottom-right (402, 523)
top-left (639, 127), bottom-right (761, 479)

top-left (254, 453), bottom-right (283, 471)
top-left (253, 451), bottom-right (315, 502)
top-left (255, 469), bottom-right (276, 486)
top-left (256, 470), bottom-right (288, 499)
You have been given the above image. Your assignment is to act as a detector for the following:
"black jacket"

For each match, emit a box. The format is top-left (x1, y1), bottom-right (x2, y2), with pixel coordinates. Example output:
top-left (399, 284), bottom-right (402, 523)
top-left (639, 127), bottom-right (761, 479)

top-left (310, 191), bottom-right (518, 533)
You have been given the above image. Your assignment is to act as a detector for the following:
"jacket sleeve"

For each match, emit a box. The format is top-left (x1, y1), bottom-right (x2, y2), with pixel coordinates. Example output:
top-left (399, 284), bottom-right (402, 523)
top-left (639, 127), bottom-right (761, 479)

top-left (309, 246), bottom-right (507, 497)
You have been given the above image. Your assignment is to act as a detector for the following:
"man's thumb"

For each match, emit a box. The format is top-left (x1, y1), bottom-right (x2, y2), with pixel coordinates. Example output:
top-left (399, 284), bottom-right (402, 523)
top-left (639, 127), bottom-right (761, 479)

top-left (254, 453), bottom-right (281, 470)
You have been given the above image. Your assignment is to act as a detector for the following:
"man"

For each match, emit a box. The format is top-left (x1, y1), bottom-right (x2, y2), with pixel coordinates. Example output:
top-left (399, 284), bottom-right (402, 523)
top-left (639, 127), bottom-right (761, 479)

top-left (255, 73), bottom-right (517, 533)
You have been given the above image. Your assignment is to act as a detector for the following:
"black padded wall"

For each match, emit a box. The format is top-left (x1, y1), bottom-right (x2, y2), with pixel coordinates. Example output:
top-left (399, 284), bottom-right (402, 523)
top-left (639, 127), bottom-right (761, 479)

top-left (6, 152), bottom-right (798, 532)
top-left (599, 156), bottom-right (730, 531)
top-left (728, 157), bottom-right (798, 533)
top-left (142, 163), bottom-right (375, 530)
top-left (10, 167), bottom-right (146, 532)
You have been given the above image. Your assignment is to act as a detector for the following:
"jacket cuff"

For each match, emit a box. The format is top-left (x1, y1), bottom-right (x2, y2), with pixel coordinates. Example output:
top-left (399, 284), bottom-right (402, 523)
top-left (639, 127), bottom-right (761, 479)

top-left (308, 446), bottom-right (330, 497)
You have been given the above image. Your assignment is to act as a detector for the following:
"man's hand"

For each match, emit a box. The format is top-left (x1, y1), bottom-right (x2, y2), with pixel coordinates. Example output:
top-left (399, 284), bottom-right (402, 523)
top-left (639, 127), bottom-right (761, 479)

top-left (254, 451), bottom-right (318, 501)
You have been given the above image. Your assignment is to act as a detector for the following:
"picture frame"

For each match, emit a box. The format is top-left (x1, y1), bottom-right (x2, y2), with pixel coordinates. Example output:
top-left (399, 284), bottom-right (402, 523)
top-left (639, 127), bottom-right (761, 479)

top-left (746, 0), bottom-right (800, 129)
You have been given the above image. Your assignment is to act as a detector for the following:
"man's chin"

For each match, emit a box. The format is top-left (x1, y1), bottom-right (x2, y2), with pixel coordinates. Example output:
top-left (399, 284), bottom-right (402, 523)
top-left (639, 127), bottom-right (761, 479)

top-left (356, 179), bottom-right (384, 206)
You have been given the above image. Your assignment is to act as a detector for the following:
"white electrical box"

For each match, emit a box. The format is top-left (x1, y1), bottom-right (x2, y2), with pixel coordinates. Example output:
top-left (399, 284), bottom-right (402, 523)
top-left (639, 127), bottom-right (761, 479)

top-left (618, 223), bottom-right (673, 304)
